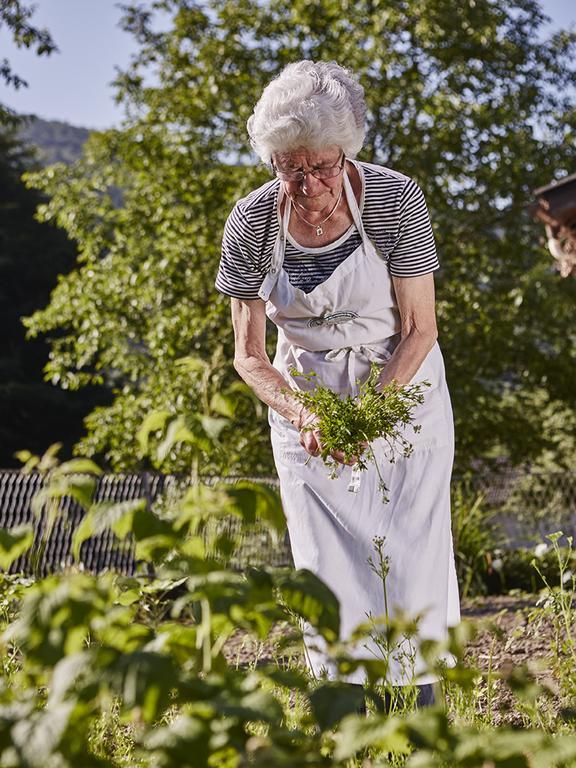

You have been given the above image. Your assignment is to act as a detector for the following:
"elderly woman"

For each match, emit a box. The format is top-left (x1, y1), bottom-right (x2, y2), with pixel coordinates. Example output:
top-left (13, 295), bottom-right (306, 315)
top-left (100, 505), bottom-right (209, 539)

top-left (216, 60), bottom-right (460, 706)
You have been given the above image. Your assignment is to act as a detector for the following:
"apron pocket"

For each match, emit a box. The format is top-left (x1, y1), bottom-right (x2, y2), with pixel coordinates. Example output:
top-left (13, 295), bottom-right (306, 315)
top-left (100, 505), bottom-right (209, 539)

top-left (410, 342), bottom-right (445, 392)
top-left (269, 412), bottom-right (311, 468)
top-left (404, 384), bottom-right (453, 451)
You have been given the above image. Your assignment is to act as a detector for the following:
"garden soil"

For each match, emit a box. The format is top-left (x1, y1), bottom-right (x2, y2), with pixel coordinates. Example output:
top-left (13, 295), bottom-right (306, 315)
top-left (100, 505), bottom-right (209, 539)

top-left (223, 595), bottom-right (569, 726)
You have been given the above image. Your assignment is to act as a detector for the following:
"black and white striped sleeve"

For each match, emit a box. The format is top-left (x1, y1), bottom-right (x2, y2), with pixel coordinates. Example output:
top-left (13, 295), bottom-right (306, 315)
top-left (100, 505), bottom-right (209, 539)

top-left (388, 178), bottom-right (439, 276)
top-left (215, 205), bottom-right (265, 300)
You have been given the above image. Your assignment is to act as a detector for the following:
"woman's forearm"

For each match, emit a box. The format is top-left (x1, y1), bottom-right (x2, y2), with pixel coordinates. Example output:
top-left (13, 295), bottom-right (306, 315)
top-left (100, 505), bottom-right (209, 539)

top-left (234, 353), bottom-right (309, 427)
top-left (236, 329), bottom-right (437, 416)
top-left (377, 328), bottom-right (437, 390)
top-left (231, 298), bottom-right (313, 429)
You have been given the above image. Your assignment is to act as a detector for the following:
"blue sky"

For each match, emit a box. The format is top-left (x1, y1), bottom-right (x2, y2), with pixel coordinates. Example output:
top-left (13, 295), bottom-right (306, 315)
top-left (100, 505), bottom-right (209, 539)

top-left (0, 0), bottom-right (574, 130)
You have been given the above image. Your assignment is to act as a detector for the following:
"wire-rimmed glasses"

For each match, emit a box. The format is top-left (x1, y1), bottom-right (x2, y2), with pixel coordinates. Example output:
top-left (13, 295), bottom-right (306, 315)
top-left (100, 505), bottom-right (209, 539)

top-left (271, 152), bottom-right (345, 183)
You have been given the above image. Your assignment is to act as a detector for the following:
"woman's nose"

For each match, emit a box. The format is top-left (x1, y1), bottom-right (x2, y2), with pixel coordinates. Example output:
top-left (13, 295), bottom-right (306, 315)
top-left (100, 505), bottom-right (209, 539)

top-left (301, 172), bottom-right (325, 194)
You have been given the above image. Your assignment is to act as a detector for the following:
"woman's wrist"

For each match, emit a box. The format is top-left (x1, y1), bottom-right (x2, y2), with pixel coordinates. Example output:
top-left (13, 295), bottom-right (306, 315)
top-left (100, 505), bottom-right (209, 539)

top-left (290, 404), bottom-right (317, 431)
top-left (375, 376), bottom-right (399, 396)
top-left (289, 404), bottom-right (305, 430)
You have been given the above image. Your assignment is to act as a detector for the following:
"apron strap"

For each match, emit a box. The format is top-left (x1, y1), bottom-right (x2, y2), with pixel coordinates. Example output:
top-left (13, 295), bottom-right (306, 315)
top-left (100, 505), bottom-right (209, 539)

top-left (342, 165), bottom-right (369, 247)
top-left (259, 161), bottom-right (373, 301)
top-left (258, 186), bottom-right (290, 301)
top-left (345, 160), bottom-right (391, 265)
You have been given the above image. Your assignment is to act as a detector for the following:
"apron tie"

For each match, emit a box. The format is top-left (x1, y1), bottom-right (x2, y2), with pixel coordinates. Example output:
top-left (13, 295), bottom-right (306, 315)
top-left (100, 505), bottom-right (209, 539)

top-left (325, 344), bottom-right (392, 392)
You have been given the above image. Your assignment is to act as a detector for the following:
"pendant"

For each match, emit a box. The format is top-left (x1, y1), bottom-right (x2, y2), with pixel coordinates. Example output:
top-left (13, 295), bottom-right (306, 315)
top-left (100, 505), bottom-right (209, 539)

top-left (315, 225), bottom-right (323, 236)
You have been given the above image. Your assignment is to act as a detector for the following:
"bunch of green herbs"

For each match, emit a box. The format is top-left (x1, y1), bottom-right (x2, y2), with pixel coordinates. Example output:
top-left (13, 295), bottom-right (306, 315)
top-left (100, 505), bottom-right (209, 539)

top-left (290, 363), bottom-right (429, 500)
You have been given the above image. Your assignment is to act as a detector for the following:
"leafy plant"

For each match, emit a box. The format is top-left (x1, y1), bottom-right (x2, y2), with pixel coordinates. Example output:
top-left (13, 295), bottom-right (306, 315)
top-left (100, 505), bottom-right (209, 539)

top-left (529, 532), bottom-right (576, 703)
top-left (3, 421), bottom-right (576, 765)
top-left (451, 485), bottom-right (501, 598)
top-left (467, 541), bottom-right (576, 596)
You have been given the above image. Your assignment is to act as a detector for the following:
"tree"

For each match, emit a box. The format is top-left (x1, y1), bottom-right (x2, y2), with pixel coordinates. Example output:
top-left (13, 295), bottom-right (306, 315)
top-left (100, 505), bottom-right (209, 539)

top-left (0, 125), bottom-right (112, 467)
top-left (21, 0), bottom-right (576, 475)
top-left (0, 0), bottom-right (58, 125)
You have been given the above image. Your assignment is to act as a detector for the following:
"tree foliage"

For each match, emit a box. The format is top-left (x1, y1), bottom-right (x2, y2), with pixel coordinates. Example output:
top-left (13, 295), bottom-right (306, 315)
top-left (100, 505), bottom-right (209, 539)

top-left (21, 0), bottom-right (576, 475)
top-left (0, 0), bottom-right (58, 125)
top-left (0, 125), bottom-right (110, 467)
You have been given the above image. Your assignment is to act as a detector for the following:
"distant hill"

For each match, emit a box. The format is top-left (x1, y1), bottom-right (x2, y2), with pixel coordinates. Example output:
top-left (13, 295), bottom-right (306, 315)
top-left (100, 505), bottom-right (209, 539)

top-left (16, 115), bottom-right (92, 165)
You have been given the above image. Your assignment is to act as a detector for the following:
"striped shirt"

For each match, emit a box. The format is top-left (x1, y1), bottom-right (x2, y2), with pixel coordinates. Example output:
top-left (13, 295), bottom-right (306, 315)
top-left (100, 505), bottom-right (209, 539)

top-left (215, 161), bottom-right (438, 299)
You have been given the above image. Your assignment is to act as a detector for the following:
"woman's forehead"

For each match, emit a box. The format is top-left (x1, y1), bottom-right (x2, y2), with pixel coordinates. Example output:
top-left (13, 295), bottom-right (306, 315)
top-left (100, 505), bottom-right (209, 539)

top-left (273, 146), bottom-right (341, 166)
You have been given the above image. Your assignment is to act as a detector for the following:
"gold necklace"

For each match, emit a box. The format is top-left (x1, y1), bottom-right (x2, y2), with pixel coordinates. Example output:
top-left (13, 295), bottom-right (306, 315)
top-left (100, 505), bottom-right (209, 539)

top-left (290, 186), bottom-right (344, 236)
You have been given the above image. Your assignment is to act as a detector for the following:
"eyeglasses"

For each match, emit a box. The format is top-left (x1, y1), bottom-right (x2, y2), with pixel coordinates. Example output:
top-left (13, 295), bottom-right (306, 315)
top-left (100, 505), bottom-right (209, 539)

top-left (271, 152), bottom-right (345, 182)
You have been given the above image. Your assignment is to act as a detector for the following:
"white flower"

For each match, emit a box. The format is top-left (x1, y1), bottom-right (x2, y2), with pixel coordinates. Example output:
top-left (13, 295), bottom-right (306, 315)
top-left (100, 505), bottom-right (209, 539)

top-left (534, 543), bottom-right (548, 558)
top-left (492, 558), bottom-right (503, 571)
top-left (562, 570), bottom-right (573, 586)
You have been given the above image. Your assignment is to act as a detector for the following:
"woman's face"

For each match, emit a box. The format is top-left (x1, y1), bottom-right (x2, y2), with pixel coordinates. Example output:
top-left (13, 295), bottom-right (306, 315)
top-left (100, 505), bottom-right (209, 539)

top-left (271, 145), bottom-right (345, 212)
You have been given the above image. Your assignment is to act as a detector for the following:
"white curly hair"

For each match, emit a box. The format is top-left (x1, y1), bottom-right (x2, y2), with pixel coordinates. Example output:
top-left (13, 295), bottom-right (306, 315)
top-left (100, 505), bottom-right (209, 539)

top-left (247, 60), bottom-right (366, 163)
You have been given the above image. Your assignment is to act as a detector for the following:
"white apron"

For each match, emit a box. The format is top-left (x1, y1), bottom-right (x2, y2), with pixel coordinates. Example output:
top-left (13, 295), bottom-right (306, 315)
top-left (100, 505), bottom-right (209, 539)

top-left (259, 161), bottom-right (461, 685)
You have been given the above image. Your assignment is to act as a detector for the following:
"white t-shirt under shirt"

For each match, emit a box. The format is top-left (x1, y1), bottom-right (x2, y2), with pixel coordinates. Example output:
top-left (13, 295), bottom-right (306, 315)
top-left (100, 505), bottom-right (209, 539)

top-left (215, 160), bottom-right (439, 300)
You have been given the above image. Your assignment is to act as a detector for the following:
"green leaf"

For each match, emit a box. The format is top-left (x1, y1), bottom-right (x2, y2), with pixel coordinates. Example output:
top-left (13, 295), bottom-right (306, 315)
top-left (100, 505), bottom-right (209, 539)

top-left (60, 476), bottom-right (97, 510)
top-left (54, 458), bottom-right (103, 476)
top-left (309, 682), bottom-right (366, 729)
top-left (0, 525), bottom-right (34, 570)
top-left (212, 687), bottom-right (283, 724)
top-left (13, 449), bottom-right (39, 473)
top-left (116, 588), bottom-right (141, 606)
top-left (276, 568), bottom-right (340, 642)
top-left (144, 715), bottom-right (211, 765)
top-left (37, 442), bottom-right (63, 472)
top-left (199, 415), bottom-right (228, 441)
top-left (109, 651), bottom-right (180, 722)
top-left (224, 481), bottom-right (285, 537)
top-left (156, 417), bottom-right (208, 463)
top-left (48, 651), bottom-right (92, 704)
top-left (210, 392), bottom-right (236, 418)
top-left (334, 713), bottom-right (410, 760)
top-left (71, 498), bottom-right (147, 560)
top-left (134, 535), bottom-right (178, 562)
top-left (11, 700), bottom-right (77, 766)
top-left (130, 505), bottom-right (175, 542)
top-left (174, 356), bottom-right (209, 374)
top-left (137, 410), bottom-right (172, 455)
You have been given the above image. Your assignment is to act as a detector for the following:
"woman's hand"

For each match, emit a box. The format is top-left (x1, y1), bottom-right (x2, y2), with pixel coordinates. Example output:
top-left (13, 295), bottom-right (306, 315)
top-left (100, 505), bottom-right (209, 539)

top-left (297, 410), bottom-right (362, 466)
top-left (297, 411), bottom-right (323, 457)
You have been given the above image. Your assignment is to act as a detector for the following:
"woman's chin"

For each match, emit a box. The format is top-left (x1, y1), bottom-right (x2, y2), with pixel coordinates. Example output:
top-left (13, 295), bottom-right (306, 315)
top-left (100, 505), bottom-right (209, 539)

top-left (295, 195), bottom-right (332, 210)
